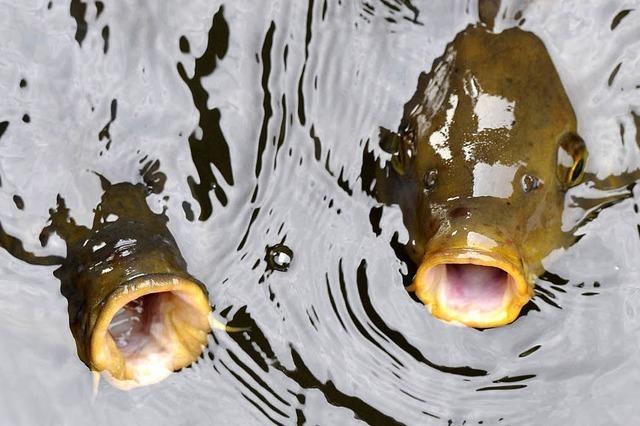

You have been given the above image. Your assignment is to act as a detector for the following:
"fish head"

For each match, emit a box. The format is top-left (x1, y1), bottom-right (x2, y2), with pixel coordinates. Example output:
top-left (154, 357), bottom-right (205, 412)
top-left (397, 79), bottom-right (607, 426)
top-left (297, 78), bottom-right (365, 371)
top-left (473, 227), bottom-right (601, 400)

top-left (58, 182), bottom-right (213, 389)
top-left (390, 26), bottom-right (587, 327)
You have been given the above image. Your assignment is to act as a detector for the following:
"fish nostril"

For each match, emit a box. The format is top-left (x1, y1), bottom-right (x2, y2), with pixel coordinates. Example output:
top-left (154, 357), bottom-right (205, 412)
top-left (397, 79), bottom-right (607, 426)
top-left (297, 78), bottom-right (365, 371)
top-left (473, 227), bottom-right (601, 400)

top-left (450, 207), bottom-right (470, 219)
top-left (521, 174), bottom-right (543, 192)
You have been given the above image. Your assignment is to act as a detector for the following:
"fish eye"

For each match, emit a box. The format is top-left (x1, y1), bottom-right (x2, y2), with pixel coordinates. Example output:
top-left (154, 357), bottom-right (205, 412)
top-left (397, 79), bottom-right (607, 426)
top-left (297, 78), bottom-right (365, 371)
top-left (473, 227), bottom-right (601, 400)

top-left (557, 133), bottom-right (587, 188)
top-left (423, 169), bottom-right (438, 192)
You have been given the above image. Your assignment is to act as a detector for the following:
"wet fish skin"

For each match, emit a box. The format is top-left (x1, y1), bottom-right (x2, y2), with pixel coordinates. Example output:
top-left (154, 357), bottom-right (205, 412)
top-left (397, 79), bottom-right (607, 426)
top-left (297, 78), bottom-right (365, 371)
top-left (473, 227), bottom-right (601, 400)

top-left (370, 24), bottom-right (589, 327)
top-left (386, 24), bottom-right (583, 271)
top-left (50, 180), bottom-right (211, 387)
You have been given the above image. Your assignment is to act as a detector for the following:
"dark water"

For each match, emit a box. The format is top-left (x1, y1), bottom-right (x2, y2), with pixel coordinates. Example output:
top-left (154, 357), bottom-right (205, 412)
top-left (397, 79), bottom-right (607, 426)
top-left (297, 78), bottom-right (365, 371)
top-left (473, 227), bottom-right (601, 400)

top-left (1, 0), bottom-right (640, 424)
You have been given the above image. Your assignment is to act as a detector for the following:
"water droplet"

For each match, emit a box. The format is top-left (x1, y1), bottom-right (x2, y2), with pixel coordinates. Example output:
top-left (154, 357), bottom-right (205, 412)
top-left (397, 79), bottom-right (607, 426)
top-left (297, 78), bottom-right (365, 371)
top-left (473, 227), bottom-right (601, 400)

top-left (521, 174), bottom-right (541, 192)
top-left (266, 244), bottom-right (293, 272)
top-left (423, 169), bottom-right (438, 191)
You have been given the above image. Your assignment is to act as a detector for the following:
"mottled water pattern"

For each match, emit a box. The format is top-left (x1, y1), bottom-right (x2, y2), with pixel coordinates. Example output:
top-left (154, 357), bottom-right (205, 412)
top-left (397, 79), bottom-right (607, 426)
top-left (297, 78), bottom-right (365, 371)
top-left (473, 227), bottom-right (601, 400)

top-left (0, 0), bottom-right (640, 424)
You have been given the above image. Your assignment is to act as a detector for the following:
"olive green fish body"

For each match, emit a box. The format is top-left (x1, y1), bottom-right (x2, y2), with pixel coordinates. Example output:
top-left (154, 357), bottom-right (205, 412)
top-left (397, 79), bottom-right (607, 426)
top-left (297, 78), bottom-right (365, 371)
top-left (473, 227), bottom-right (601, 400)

top-left (53, 182), bottom-right (211, 387)
top-left (376, 25), bottom-right (588, 327)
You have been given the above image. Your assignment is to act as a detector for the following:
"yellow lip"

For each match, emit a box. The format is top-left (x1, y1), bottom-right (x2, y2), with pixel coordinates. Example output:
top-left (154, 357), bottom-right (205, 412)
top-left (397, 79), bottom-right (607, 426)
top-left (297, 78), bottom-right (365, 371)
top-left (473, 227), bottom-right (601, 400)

top-left (412, 250), bottom-right (533, 328)
top-left (89, 274), bottom-right (211, 389)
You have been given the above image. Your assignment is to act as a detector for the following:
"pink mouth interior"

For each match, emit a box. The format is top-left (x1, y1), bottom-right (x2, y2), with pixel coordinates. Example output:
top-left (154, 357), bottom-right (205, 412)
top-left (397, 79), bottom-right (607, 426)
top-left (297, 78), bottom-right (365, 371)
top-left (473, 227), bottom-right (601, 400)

top-left (108, 294), bottom-right (158, 357)
top-left (106, 291), bottom-right (204, 369)
top-left (433, 264), bottom-right (511, 312)
top-left (93, 280), bottom-right (212, 387)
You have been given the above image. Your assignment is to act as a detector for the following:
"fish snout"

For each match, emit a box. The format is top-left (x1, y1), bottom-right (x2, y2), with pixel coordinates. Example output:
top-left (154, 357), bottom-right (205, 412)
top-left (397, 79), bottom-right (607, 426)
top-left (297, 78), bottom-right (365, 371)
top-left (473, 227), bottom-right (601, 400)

top-left (89, 275), bottom-right (211, 389)
top-left (412, 248), bottom-right (532, 328)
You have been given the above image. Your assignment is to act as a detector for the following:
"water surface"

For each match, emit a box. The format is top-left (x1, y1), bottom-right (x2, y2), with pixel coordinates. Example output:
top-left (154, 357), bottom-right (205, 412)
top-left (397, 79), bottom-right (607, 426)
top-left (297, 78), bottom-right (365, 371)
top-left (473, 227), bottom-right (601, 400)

top-left (1, 0), bottom-right (640, 424)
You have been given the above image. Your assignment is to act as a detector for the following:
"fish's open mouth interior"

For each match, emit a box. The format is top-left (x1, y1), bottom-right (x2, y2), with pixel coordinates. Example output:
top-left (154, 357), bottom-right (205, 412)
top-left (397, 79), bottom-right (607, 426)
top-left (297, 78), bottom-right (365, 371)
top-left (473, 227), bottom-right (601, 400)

top-left (90, 278), bottom-right (211, 387)
top-left (414, 259), bottom-right (530, 328)
top-left (109, 292), bottom-right (196, 365)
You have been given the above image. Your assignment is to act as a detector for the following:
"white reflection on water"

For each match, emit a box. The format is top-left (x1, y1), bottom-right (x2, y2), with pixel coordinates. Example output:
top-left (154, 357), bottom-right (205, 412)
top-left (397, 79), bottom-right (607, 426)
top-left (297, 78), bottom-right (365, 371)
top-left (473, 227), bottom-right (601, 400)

top-left (0, 0), bottom-right (639, 424)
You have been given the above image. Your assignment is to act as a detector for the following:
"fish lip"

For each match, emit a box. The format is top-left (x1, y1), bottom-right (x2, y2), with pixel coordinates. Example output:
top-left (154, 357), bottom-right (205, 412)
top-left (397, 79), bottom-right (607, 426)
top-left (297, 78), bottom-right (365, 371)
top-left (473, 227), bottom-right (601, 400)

top-left (413, 249), bottom-right (533, 328)
top-left (89, 274), bottom-right (211, 389)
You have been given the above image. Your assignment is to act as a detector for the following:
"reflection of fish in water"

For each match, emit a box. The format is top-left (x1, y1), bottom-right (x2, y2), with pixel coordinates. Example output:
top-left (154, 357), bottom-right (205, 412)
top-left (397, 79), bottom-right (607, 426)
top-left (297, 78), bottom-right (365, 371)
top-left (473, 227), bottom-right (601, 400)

top-left (1, 177), bottom-right (214, 389)
top-left (366, 22), bottom-right (639, 328)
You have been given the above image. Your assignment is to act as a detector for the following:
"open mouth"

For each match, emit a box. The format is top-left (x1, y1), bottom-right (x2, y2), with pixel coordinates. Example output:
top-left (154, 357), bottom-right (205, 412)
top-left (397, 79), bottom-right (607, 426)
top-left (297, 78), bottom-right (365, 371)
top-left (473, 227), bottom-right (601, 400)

top-left (90, 276), bottom-right (211, 388)
top-left (413, 253), bottom-right (531, 328)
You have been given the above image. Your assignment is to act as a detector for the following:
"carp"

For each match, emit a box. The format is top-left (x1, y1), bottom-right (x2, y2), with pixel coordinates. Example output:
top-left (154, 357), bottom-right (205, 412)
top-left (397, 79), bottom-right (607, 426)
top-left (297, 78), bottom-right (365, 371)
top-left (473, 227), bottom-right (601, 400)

top-left (41, 178), bottom-right (212, 388)
top-left (367, 22), bottom-right (636, 328)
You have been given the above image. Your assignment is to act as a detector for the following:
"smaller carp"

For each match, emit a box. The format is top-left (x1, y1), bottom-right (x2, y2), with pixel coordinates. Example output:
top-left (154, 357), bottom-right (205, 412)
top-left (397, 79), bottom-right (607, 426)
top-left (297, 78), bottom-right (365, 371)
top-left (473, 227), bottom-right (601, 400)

top-left (46, 179), bottom-right (211, 388)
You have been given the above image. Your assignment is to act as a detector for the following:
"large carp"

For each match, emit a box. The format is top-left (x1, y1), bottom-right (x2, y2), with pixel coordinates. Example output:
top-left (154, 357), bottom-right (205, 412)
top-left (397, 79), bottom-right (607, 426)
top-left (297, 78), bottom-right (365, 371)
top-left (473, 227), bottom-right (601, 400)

top-left (366, 22), bottom-right (634, 328)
